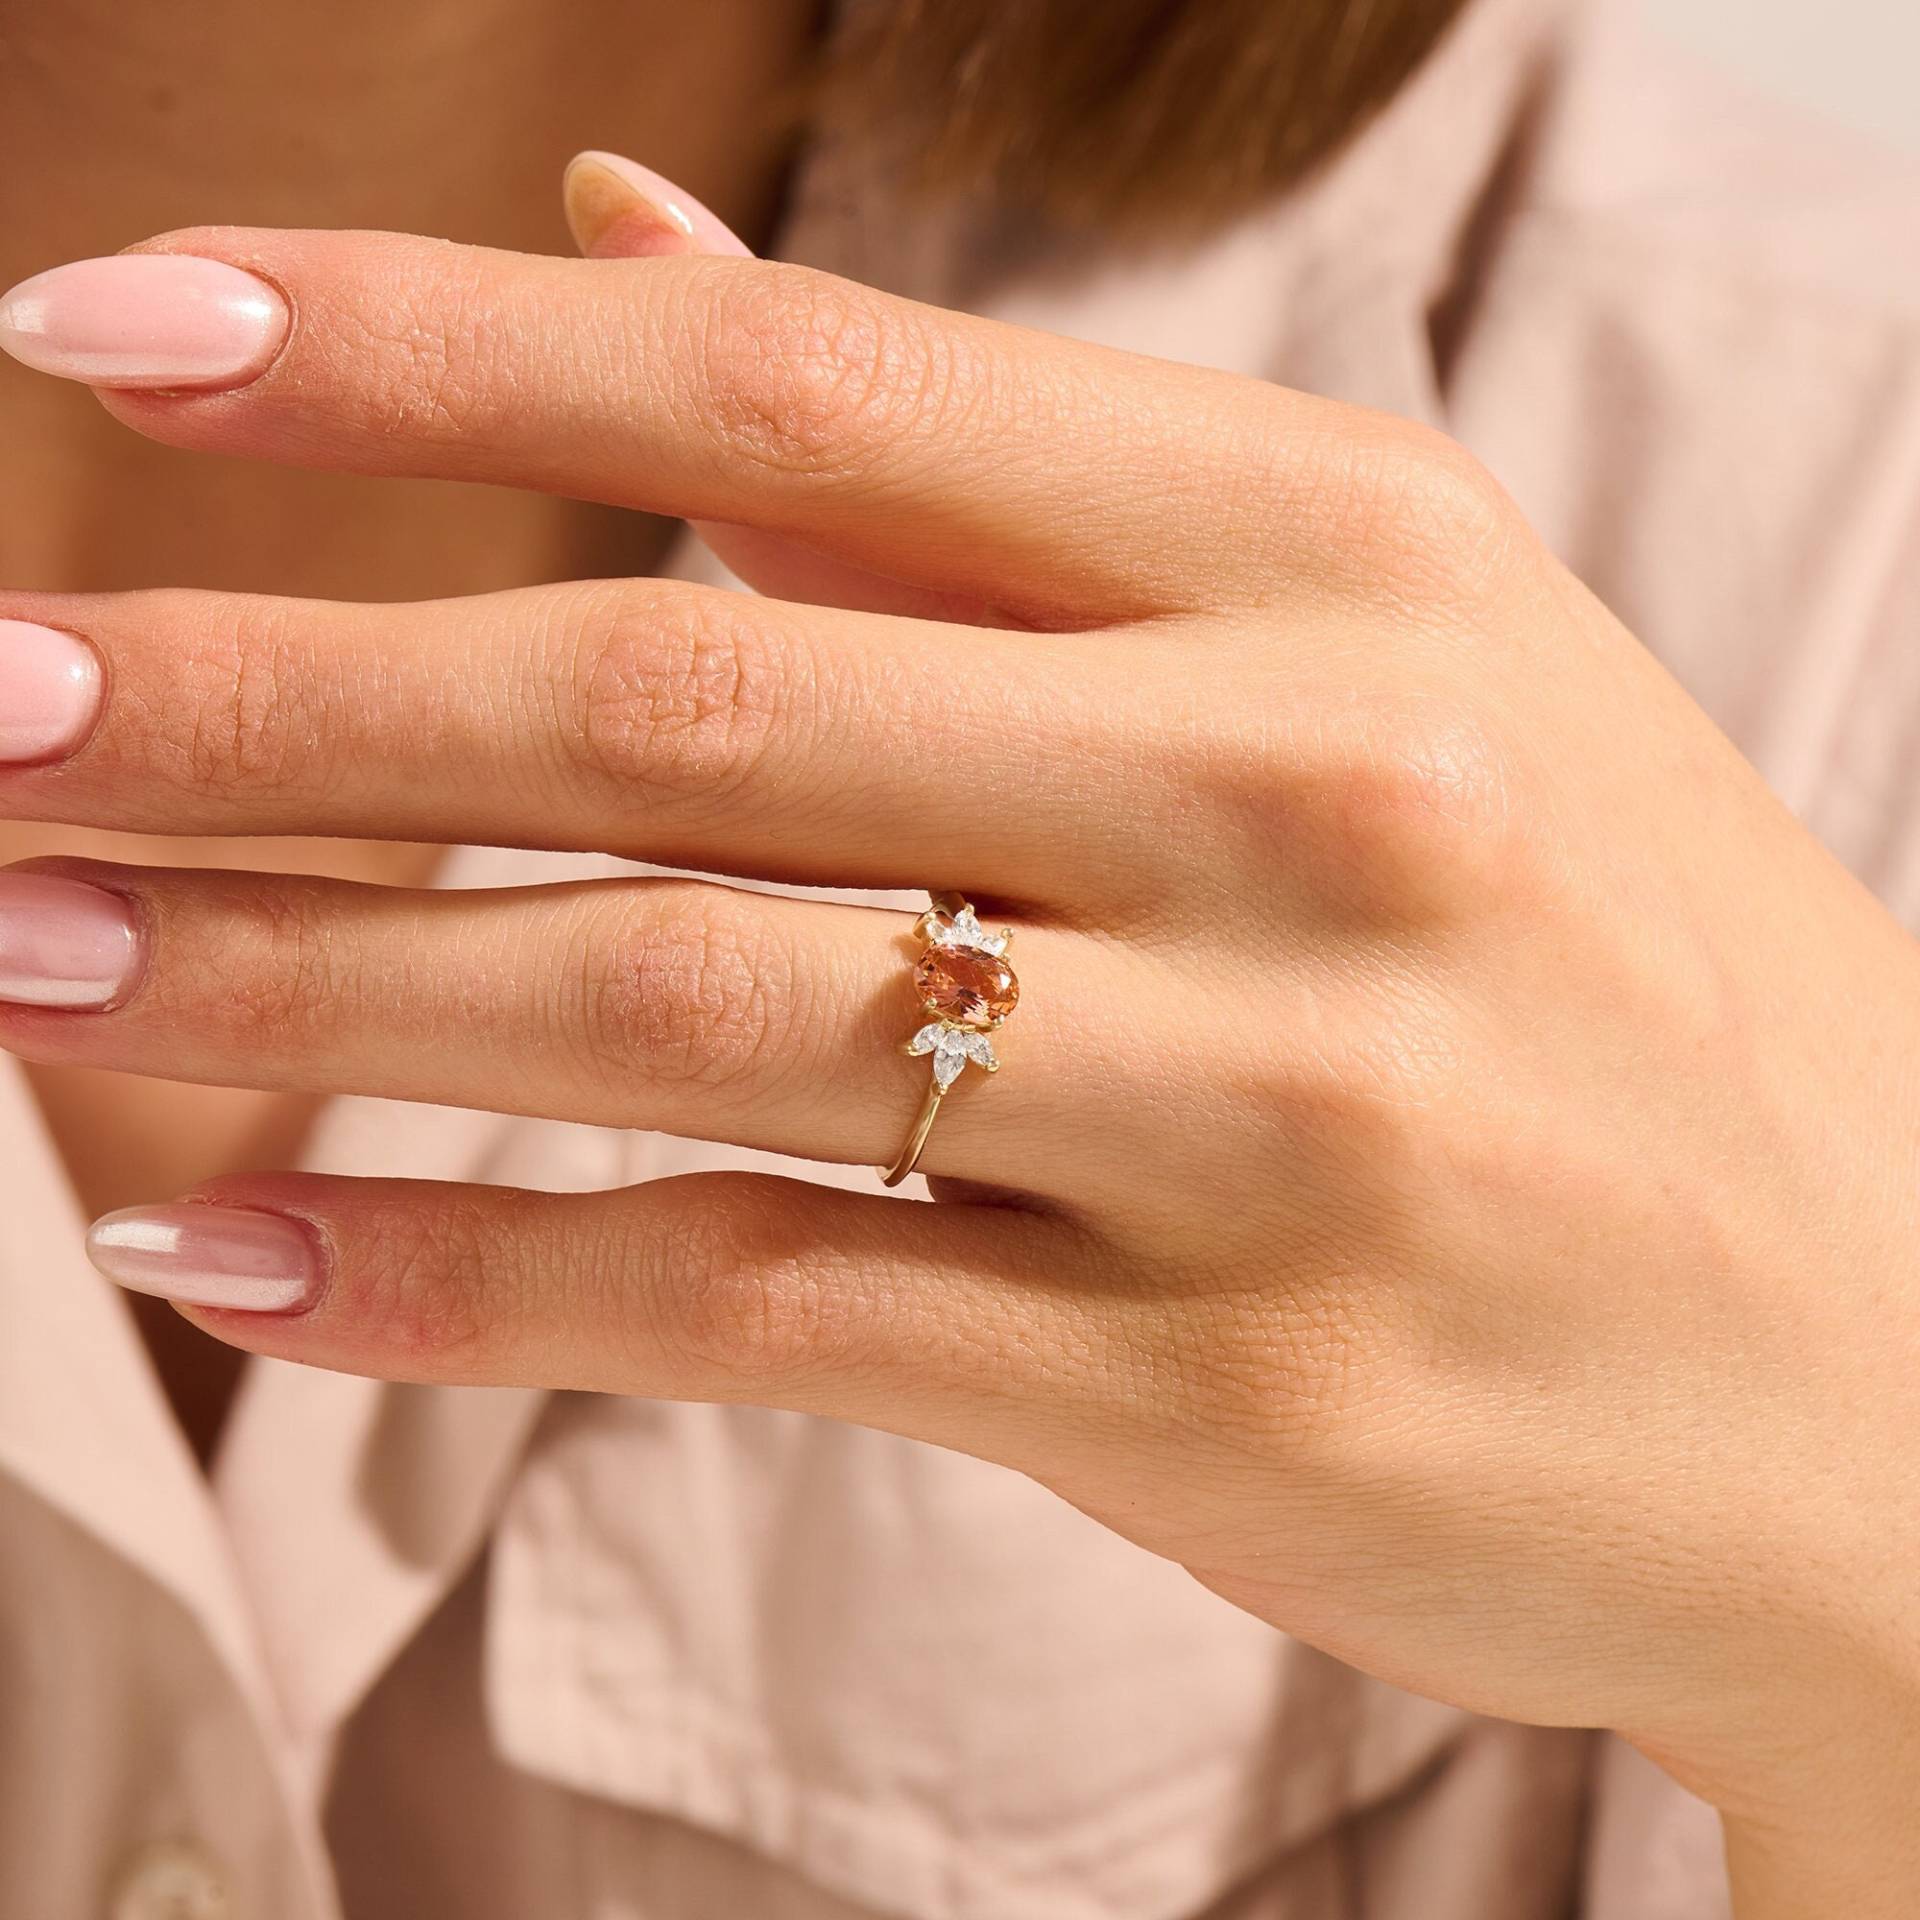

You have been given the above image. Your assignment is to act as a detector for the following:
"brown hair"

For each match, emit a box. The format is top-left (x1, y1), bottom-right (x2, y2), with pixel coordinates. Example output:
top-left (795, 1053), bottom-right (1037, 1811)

top-left (816, 0), bottom-right (1473, 233)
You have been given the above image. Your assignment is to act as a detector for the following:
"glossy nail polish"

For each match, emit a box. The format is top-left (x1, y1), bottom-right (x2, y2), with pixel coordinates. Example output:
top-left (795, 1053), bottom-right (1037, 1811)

top-left (0, 254), bottom-right (289, 390)
top-left (0, 620), bottom-right (103, 764)
top-left (562, 151), bottom-right (752, 261)
top-left (0, 871), bottom-right (140, 1008)
top-left (87, 1204), bottom-right (321, 1312)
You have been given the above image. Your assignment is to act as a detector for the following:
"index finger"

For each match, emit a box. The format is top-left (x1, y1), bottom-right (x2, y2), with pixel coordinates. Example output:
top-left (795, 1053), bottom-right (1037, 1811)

top-left (2, 228), bottom-right (1353, 623)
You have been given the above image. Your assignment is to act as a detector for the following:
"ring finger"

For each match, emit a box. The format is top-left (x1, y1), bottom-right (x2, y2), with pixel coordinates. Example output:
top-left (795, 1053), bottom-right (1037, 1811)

top-left (0, 860), bottom-right (1140, 1196)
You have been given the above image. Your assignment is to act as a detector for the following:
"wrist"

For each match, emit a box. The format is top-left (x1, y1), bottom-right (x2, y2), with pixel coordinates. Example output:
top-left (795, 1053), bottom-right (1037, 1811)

top-left (1725, 1803), bottom-right (1920, 1920)
top-left (1631, 1620), bottom-right (1920, 1915)
top-left (1661, 1655), bottom-right (1920, 1918)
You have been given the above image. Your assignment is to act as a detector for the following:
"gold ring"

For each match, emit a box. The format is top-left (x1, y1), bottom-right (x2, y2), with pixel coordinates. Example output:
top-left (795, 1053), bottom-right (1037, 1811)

top-left (880, 891), bottom-right (1019, 1188)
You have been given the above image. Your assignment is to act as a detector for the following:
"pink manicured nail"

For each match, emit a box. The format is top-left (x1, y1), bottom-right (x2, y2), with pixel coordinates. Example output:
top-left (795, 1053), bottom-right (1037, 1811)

top-left (86, 1204), bottom-right (321, 1312)
top-left (0, 872), bottom-right (140, 1008)
top-left (0, 620), bottom-right (104, 764)
top-left (562, 150), bottom-right (752, 260)
top-left (0, 254), bottom-right (289, 391)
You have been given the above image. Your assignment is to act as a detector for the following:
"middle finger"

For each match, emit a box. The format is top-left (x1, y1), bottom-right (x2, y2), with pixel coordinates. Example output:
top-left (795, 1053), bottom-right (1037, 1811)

top-left (0, 581), bottom-right (1145, 909)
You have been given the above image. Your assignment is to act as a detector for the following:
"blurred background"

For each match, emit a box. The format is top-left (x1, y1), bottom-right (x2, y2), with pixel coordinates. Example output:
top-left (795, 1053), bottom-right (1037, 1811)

top-left (1658, 0), bottom-right (1920, 154)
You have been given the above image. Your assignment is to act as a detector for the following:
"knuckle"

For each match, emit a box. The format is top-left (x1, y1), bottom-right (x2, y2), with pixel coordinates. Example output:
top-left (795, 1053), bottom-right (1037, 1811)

top-left (1317, 422), bottom-right (1526, 606)
top-left (202, 880), bottom-right (346, 1049)
top-left (1301, 991), bottom-right (1470, 1160)
top-left (566, 585), bottom-right (812, 810)
top-left (1215, 698), bottom-right (1530, 927)
top-left (1239, 996), bottom-right (1463, 1199)
top-left (348, 1192), bottom-right (513, 1373)
top-left (1193, 999), bottom-right (1474, 1444)
top-left (1312, 708), bottom-right (1524, 916)
top-left (639, 1177), bottom-right (854, 1391)
top-left (168, 595), bottom-right (324, 800)
top-left (573, 884), bottom-right (794, 1100)
top-left (692, 265), bottom-right (950, 485)
top-left (349, 249), bottom-right (501, 442)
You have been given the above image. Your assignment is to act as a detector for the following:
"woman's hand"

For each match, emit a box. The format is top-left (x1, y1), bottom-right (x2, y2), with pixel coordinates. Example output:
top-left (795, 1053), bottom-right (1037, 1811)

top-left (1, 178), bottom-right (1917, 1909)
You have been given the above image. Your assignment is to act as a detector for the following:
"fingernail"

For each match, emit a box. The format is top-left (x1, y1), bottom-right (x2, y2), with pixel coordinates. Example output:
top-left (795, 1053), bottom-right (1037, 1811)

top-left (562, 151), bottom-right (752, 261)
top-left (0, 871), bottom-right (141, 1008)
top-left (87, 1203), bottom-right (321, 1312)
top-left (0, 620), bottom-right (104, 764)
top-left (0, 254), bottom-right (290, 391)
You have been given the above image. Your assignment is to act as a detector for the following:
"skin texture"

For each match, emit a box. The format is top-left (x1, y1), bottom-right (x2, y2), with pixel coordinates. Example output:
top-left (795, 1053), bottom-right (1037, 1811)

top-left (0, 187), bottom-right (1917, 1918)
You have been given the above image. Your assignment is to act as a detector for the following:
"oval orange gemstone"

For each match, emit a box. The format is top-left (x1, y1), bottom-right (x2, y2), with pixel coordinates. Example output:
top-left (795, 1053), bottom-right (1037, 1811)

top-left (915, 943), bottom-right (1019, 1026)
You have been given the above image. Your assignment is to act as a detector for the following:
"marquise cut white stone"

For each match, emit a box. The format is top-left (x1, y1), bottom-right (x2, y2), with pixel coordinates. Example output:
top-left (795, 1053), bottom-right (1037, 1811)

top-left (930, 905), bottom-right (1008, 957)
top-left (908, 1020), bottom-right (998, 1087)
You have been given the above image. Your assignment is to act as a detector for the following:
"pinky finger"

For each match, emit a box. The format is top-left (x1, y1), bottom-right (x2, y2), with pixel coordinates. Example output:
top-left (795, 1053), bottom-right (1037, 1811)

top-left (85, 1168), bottom-right (1115, 1458)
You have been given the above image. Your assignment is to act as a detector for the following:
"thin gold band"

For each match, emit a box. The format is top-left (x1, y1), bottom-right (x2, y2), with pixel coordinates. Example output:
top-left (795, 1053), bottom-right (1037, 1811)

top-left (881, 1080), bottom-right (946, 1189)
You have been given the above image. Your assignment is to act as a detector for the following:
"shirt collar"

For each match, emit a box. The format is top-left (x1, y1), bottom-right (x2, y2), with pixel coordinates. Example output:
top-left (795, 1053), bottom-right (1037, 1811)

top-left (797, 0), bottom-right (1577, 348)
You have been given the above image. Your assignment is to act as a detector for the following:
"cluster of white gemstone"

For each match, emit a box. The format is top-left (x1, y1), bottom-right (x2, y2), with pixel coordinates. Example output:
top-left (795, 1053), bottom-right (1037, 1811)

top-left (907, 1021), bottom-right (999, 1090)
top-left (927, 904), bottom-right (1010, 957)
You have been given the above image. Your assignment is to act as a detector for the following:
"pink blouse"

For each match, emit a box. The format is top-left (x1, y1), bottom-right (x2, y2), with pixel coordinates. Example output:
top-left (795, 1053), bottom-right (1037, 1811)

top-left (5, 0), bottom-right (1918, 1914)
